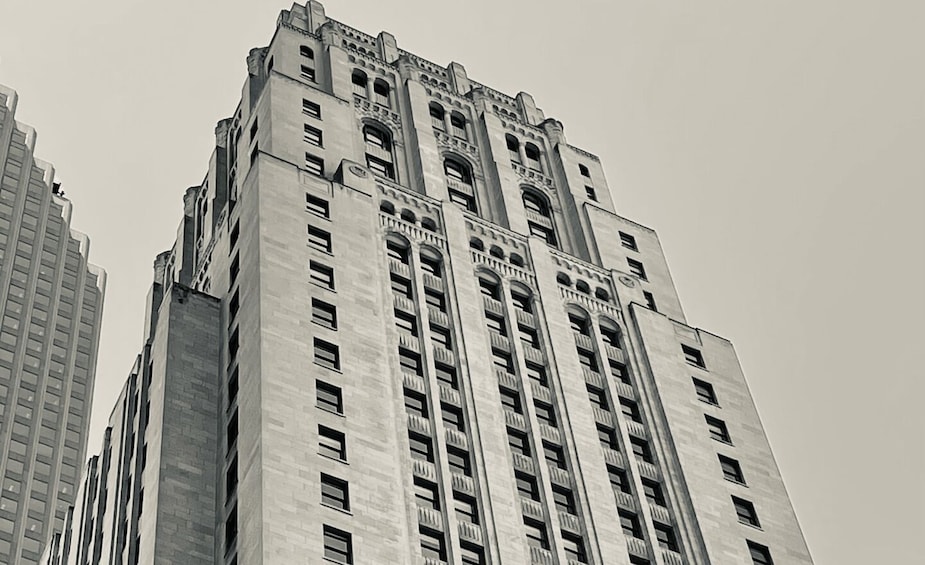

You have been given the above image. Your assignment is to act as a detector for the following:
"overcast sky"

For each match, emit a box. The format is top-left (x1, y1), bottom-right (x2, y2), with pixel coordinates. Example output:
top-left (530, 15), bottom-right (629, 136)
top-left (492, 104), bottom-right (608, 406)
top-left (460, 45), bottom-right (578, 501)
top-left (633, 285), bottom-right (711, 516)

top-left (2, 1), bottom-right (923, 563)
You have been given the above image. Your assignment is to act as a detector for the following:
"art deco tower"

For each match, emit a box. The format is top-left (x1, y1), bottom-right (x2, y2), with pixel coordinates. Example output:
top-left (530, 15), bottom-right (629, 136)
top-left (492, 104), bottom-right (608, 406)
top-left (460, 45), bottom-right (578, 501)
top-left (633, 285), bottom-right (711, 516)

top-left (49, 3), bottom-right (811, 564)
top-left (0, 85), bottom-right (106, 565)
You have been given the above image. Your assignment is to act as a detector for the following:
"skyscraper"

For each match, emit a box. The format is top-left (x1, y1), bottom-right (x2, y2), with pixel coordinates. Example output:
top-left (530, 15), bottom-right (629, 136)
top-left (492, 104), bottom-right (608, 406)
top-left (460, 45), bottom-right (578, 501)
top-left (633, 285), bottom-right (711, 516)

top-left (0, 85), bottom-right (106, 565)
top-left (50, 2), bottom-right (812, 564)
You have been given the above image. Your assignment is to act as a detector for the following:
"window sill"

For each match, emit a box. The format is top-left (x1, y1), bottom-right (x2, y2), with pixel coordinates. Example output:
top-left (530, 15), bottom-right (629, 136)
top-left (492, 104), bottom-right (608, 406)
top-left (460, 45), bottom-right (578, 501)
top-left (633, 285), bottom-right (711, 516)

top-left (309, 281), bottom-right (337, 293)
top-left (316, 405), bottom-right (345, 418)
top-left (312, 320), bottom-right (338, 332)
top-left (321, 502), bottom-right (353, 516)
top-left (314, 361), bottom-right (342, 373)
top-left (737, 520), bottom-right (763, 531)
top-left (306, 245), bottom-right (335, 257)
top-left (318, 451), bottom-right (349, 465)
top-left (723, 477), bottom-right (748, 488)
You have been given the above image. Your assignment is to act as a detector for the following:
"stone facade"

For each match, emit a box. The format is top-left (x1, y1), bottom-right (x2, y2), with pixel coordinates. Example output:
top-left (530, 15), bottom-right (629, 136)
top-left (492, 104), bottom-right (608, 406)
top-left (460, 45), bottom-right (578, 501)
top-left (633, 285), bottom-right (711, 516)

top-left (49, 2), bottom-right (813, 564)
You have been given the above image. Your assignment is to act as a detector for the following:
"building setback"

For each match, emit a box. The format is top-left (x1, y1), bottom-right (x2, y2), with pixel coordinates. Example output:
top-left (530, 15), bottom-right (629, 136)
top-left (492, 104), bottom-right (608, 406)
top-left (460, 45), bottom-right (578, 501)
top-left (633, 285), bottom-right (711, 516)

top-left (0, 85), bottom-right (106, 564)
top-left (47, 2), bottom-right (812, 564)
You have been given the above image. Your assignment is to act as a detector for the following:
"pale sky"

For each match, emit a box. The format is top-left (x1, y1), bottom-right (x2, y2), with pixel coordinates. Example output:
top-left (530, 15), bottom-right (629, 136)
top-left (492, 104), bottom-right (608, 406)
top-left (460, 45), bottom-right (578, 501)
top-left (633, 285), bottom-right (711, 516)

top-left (1, 1), bottom-right (923, 563)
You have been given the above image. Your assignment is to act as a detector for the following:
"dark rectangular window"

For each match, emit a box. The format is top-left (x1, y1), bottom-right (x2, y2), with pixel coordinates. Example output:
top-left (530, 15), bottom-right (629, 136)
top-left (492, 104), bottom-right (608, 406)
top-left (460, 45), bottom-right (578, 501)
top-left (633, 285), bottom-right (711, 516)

top-left (447, 447), bottom-right (471, 476)
top-left (309, 261), bottom-right (334, 290)
top-left (748, 541), bottom-right (774, 565)
top-left (682, 344), bottom-right (706, 368)
top-left (562, 532), bottom-right (588, 563)
top-left (493, 349), bottom-right (515, 374)
top-left (366, 155), bottom-right (395, 179)
top-left (608, 465), bottom-right (631, 494)
top-left (454, 494), bottom-right (479, 525)
top-left (414, 478), bottom-right (440, 510)
top-left (552, 485), bottom-right (576, 514)
top-left (600, 326), bottom-right (621, 348)
top-left (442, 403), bottom-right (465, 432)
top-left (525, 362), bottom-right (547, 386)
top-left (408, 433), bottom-right (433, 462)
top-left (420, 254), bottom-right (441, 276)
top-left (516, 472), bottom-right (540, 501)
top-left (312, 299), bottom-right (337, 329)
top-left (719, 455), bottom-right (746, 484)
top-left (319, 425), bottom-right (346, 461)
top-left (460, 543), bottom-right (485, 565)
top-left (534, 401), bottom-right (557, 427)
top-left (733, 496), bottom-right (761, 528)
top-left (323, 525), bottom-right (352, 564)
top-left (569, 313), bottom-right (591, 336)
top-left (430, 325), bottom-right (452, 350)
top-left (585, 185), bottom-right (597, 201)
top-left (391, 274), bottom-right (413, 298)
top-left (300, 64), bottom-right (316, 82)
top-left (308, 225), bottom-right (332, 253)
top-left (627, 258), bottom-right (647, 280)
top-left (225, 505), bottom-right (238, 552)
top-left (394, 310), bottom-right (418, 337)
top-left (404, 389), bottom-right (428, 418)
top-left (643, 291), bottom-right (657, 311)
top-left (226, 456), bottom-right (238, 502)
top-left (399, 348), bottom-right (423, 376)
top-left (518, 325), bottom-right (539, 348)
top-left (706, 415), bottom-right (732, 444)
top-left (485, 313), bottom-right (507, 336)
top-left (227, 410), bottom-right (239, 454)
top-left (610, 360), bottom-right (631, 384)
top-left (304, 124), bottom-right (323, 146)
top-left (642, 479), bottom-right (666, 506)
top-left (619, 510), bottom-right (642, 538)
top-left (321, 474), bottom-right (349, 511)
top-left (314, 338), bottom-right (340, 371)
top-left (587, 384), bottom-right (609, 411)
top-left (435, 363), bottom-right (457, 389)
top-left (620, 399), bottom-right (642, 423)
top-left (303, 99), bottom-right (322, 119)
top-left (419, 528), bottom-right (446, 561)
top-left (229, 289), bottom-right (240, 318)
top-left (524, 518), bottom-right (550, 550)
top-left (316, 380), bottom-right (343, 414)
top-left (500, 387), bottom-right (523, 414)
top-left (631, 437), bottom-right (654, 463)
top-left (577, 349), bottom-right (599, 373)
top-left (305, 153), bottom-right (324, 176)
top-left (654, 523), bottom-right (678, 551)
top-left (388, 240), bottom-right (409, 262)
top-left (693, 377), bottom-right (718, 405)
top-left (598, 425), bottom-right (619, 450)
top-left (511, 291), bottom-right (532, 313)
top-left (508, 429), bottom-right (531, 457)
top-left (543, 442), bottom-right (567, 470)
top-left (306, 194), bottom-right (330, 218)
top-left (619, 231), bottom-right (638, 251)
top-left (424, 288), bottom-right (445, 312)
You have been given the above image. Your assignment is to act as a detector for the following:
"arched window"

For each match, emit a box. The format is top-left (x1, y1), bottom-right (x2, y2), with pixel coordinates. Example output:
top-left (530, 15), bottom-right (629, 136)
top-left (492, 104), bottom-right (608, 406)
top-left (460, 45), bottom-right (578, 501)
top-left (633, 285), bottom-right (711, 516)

top-left (524, 143), bottom-right (543, 172)
top-left (399, 209), bottom-right (416, 224)
top-left (300, 45), bottom-right (314, 59)
top-left (300, 46), bottom-right (316, 82)
top-left (510, 285), bottom-right (533, 314)
top-left (429, 103), bottom-right (446, 132)
top-left (506, 135), bottom-right (521, 165)
top-left (489, 246), bottom-right (505, 260)
top-left (594, 288), bottom-right (610, 302)
top-left (477, 273), bottom-right (502, 301)
top-left (419, 248), bottom-right (443, 276)
top-left (567, 309), bottom-right (591, 336)
top-left (379, 201), bottom-right (395, 215)
top-left (386, 237), bottom-right (410, 265)
top-left (373, 79), bottom-right (391, 108)
top-left (363, 124), bottom-right (395, 180)
top-left (522, 190), bottom-right (557, 247)
top-left (421, 217), bottom-right (438, 232)
top-left (469, 237), bottom-right (484, 252)
top-left (444, 158), bottom-right (477, 213)
top-left (509, 253), bottom-right (525, 268)
top-left (576, 280), bottom-right (591, 294)
top-left (450, 112), bottom-right (467, 140)
top-left (352, 70), bottom-right (368, 98)
top-left (556, 272), bottom-right (571, 286)
top-left (599, 320), bottom-right (622, 349)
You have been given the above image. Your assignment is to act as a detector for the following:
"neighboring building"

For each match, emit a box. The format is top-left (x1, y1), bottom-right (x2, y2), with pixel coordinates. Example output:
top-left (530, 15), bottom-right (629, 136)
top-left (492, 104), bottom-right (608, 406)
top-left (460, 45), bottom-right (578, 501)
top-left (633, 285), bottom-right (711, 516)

top-left (0, 85), bottom-right (106, 564)
top-left (49, 2), bottom-right (812, 564)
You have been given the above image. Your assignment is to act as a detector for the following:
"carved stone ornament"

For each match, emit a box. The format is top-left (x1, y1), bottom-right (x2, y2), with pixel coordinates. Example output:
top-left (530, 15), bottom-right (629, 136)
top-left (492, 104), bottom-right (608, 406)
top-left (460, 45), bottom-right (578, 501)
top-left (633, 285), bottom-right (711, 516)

top-left (619, 275), bottom-right (636, 288)
top-left (349, 165), bottom-right (367, 177)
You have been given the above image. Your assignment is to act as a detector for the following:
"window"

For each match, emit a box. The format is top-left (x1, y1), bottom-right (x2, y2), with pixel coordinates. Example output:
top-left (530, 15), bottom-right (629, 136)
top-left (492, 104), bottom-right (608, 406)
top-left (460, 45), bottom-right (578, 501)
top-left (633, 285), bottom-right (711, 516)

top-left (414, 478), bottom-right (440, 510)
top-left (500, 387), bottom-right (522, 414)
top-left (620, 399), bottom-right (641, 422)
top-left (430, 325), bottom-right (452, 350)
top-left (420, 527), bottom-right (447, 560)
top-left (643, 291), bottom-right (657, 312)
top-left (442, 403), bottom-right (465, 432)
top-left (460, 543), bottom-right (485, 565)
top-left (627, 258), bottom-right (647, 280)
top-left (493, 350), bottom-right (514, 374)
top-left (719, 455), bottom-right (746, 484)
top-left (552, 485), bottom-right (576, 514)
top-left (516, 472), bottom-right (540, 501)
top-left (562, 533), bottom-right (588, 563)
top-left (319, 425), bottom-right (346, 461)
top-left (524, 518), bottom-right (550, 550)
top-left (511, 290), bottom-right (532, 313)
top-left (631, 438), bottom-right (654, 463)
top-left (404, 389), bottom-right (428, 418)
top-left (303, 99), bottom-right (321, 119)
top-left (300, 64), bottom-right (316, 82)
top-left (300, 45), bottom-right (314, 59)
top-left (351, 70), bottom-right (368, 97)
top-left (682, 345), bottom-right (706, 368)
top-left (733, 496), bottom-right (761, 528)
top-left (320, 474), bottom-right (349, 511)
top-left (543, 442), bottom-right (567, 470)
top-left (445, 159), bottom-right (477, 212)
top-left (610, 360), bottom-right (631, 384)
top-left (705, 415), bottom-right (732, 444)
top-left (312, 299), bottom-right (337, 329)
top-left (598, 425), bottom-right (619, 450)
top-left (747, 541), bottom-right (774, 565)
top-left (579, 164), bottom-right (591, 177)
top-left (619, 510), bottom-right (643, 538)
top-left (485, 313), bottom-right (507, 336)
top-left (585, 186), bottom-right (597, 201)
top-left (394, 310), bottom-right (418, 337)
top-left (534, 402), bottom-right (557, 427)
top-left (391, 274), bottom-right (413, 298)
top-left (568, 313), bottom-right (591, 335)
top-left (424, 288), bottom-right (445, 312)
top-left (525, 362), bottom-right (547, 386)
top-left (518, 325), bottom-right (539, 348)
top-left (619, 231), bottom-right (638, 251)
top-left (447, 447), bottom-right (471, 476)
top-left (577, 349), bottom-right (599, 373)
top-left (478, 276), bottom-right (501, 300)
top-left (508, 429), bottom-right (531, 457)
top-left (524, 143), bottom-right (543, 172)
top-left (587, 385), bottom-right (609, 411)
top-left (364, 125), bottom-right (395, 180)
top-left (387, 239), bottom-right (410, 264)
top-left (450, 112), bottom-right (467, 139)
top-left (693, 377), bottom-right (718, 405)
top-left (654, 523), bottom-right (678, 551)
top-left (373, 79), bottom-right (391, 107)
top-left (314, 339), bottom-right (340, 370)
top-left (523, 191), bottom-right (557, 245)
top-left (227, 411), bottom-right (239, 454)
top-left (630, 557), bottom-right (651, 565)
top-left (429, 103), bottom-right (446, 131)
top-left (608, 466), bottom-right (631, 493)
top-left (419, 252), bottom-right (441, 276)
top-left (399, 348), bottom-right (423, 376)
top-left (316, 381), bottom-right (343, 414)
top-left (506, 134), bottom-right (521, 164)
top-left (642, 479), bottom-right (666, 506)
top-left (435, 363), bottom-right (457, 388)
top-left (454, 494), bottom-right (479, 524)
top-left (307, 225), bottom-right (332, 253)
top-left (448, 187), bottom-right (477, 212)
top-left (408, 433), bottom-right (433, 462)
top-left (323, 525), bottom-right (353, 564)
top-left (304, 124), bottom-right (323, 146)
top-left (305, 153), bottom-right (324, 176)
top-left (225, 505), bottom-right (238, 552)
top-left (306, 194), bottom-right (329, 218)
